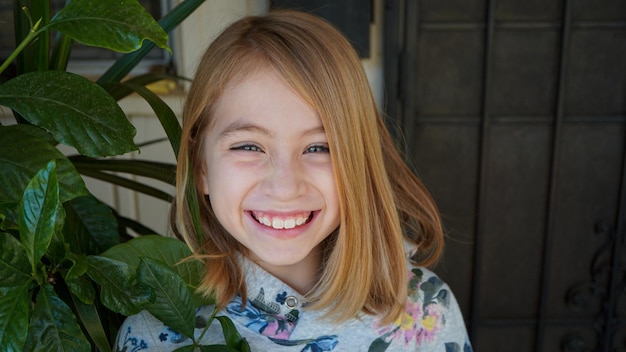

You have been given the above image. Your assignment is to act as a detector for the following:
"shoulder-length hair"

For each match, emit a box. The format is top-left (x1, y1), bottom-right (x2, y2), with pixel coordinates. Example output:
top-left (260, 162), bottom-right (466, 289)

top-left (173, 9), bottom-right (443, 324)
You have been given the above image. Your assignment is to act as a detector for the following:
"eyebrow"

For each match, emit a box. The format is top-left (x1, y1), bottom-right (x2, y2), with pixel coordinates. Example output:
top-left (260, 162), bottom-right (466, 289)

top-left (220, 120), bottom-right (326, 138)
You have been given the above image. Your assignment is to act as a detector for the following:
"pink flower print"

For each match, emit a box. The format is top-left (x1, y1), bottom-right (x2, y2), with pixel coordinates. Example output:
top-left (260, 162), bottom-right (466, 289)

top-left (399, 300), bottom-right (424, 343)
top-left (260, 316), bottom-right (296, 339)
top-left (414, 303), bottom-right (443, 345)
top-left (374, 300), bottom-right (445, 347)
top-left (375, 299), bottom-right (425, 346)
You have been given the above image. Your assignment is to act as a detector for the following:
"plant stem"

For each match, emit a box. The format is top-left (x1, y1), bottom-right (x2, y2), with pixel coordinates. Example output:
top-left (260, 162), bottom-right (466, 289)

top-left (193, 306), bottom-right (218, 347)
top-left (0, 18), bottom-right (42, 76)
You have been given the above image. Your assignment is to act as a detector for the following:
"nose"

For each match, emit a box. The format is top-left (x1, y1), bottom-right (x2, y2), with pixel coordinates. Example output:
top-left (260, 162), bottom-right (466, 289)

top-left (262, 157), bottom-right (306, 200)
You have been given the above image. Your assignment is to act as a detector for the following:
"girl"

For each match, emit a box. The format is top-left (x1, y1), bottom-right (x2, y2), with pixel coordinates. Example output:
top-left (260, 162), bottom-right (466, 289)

top-left (117, 9), bottom-right (472, 352)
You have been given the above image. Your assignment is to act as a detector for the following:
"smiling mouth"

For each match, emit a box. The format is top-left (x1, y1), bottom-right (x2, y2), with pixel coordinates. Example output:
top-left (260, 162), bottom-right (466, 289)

top-left (250, 211), bottom-right (314, 230)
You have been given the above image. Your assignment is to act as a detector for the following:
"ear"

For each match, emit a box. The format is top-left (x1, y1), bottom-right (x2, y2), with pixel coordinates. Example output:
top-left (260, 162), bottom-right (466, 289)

top-left (199, 168), bottom-right (210, 195)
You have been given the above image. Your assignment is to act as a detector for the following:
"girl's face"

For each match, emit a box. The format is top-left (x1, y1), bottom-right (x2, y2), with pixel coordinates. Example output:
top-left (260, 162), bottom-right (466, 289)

top-left (200, 68), bottom-right (340, 293)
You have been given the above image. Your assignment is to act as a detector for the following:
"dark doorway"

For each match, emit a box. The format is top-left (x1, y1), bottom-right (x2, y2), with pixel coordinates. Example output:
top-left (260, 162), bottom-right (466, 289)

top-left (383, 0), bottom-right (626, 350)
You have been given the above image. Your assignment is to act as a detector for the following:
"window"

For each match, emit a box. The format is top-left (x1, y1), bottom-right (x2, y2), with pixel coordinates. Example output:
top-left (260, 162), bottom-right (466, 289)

top-left (0, 0), bottom-right (172, 76)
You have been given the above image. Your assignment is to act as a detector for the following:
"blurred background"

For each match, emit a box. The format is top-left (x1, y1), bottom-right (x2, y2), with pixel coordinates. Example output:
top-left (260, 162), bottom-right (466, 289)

top-left (2, 0), bottom-right (623, 350)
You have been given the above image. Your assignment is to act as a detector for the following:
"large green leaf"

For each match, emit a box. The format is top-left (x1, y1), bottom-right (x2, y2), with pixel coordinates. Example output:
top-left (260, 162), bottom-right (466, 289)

top-left (0, 232), bottom-right (32, 286)
top-left (0, 281), bottom-right (31, 351)
top-left (107, 73), bottom-right (190, 101)
top-left (0, 71), bottom-right (137, 157)
top-left (0, 201), bottom-right (19, 230)
top-left (102, 235), bottom-right (190, 268)
top-left (119, 82), bottom-right (182, 157)
top-left (98, 0), bottom-right (205, 84)
top-left (43, 207), bottom-right (68, 266)
top-left (47, 0), bottom-right (169, 53)
top-left (70, 294), bottom-right (112, 352)
top-left (19, 160), bottom-right (62, 271)
top-left (0, 125), bottom-right (88, 204)
top-left (63, 195), bottom-right (120, 254)
top-left (71, 157), bottom-right (176, 185)
top-left (138, 257), bottom-right (196, 339)
top-left (23, 283), bottom-right (90, 352)
top-left (86, 255), bottom-right (153, 316)
top-left (102, 235), bottom-right (206, 303)
top-left (76, 168), bottom-right (173, 201)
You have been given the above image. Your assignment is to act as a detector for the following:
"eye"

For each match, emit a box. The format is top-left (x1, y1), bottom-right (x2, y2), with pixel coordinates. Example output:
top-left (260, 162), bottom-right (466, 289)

top-left (304, 144), bottom-right (330, 154)
top-left (231, 144), bottom-right (263, 153)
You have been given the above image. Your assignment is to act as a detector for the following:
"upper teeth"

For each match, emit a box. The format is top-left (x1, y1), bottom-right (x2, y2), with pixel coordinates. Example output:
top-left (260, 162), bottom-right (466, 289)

top-left (254, 212), bottom-right (309, 229)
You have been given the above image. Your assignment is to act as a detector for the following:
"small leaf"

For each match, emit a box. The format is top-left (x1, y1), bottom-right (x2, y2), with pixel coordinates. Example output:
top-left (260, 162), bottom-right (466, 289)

top-left (23, 283), bottom-right (90, 352)
top-left (64, 196), bottom-right (120, 254)
top-left (48, 0), bottom-right (169, 53)
top-left (368, 337), bottom-right (392, 352)
top-left (0, 281), bottom-right (31, 351)
top-left (86, 256), bottom-right (153, 316)
top-left (66, 252), bottom-right (88, 281)
top-left (66, 275), bottom-right (96, 305)
top-left (137, 257), bottom-right (195, 339)
top-left (0, 125), bottom-right (88, 204)
top-left (216, 316), bottom-right (248, 350)
top-left (19, 160), bottom-right (62, 271)
top-left (65, 253), bottom-right (96, 304)
top-left (0, 232), bottom-right (32, 286)
top-left (0, 71), bottom-right (137, 157)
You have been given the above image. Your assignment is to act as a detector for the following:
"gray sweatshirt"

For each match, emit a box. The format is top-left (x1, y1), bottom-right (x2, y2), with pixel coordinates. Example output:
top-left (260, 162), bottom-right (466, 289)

top-left (114, 257), bottom-right (472, 352)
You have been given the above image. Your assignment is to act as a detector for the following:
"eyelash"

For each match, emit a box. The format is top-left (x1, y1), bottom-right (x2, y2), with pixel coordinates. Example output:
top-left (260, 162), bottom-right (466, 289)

top-left (305, 145), bottom-right (330, 154)
top-left (230, 144), bottom-right (329, 154)
top-left (231, 144), bottom-right (263, 152)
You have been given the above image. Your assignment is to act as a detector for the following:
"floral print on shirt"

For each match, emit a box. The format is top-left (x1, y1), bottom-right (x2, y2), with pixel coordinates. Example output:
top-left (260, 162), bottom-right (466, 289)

top-left (369, 268), bottom-right (472, 352)
top-left (227, 288), bottom-right (338, 351)
top-left (114, 261), bottom-right (471, 351)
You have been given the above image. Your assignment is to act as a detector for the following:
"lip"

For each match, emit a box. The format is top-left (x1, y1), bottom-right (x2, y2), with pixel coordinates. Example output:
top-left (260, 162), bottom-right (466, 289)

top-left (245, 210), bottom-right (318, 239)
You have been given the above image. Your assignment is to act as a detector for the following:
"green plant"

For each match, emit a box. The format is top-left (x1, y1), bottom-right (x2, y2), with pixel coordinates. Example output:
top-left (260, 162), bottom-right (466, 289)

top-left (0, 1), bottom-right (249, 350)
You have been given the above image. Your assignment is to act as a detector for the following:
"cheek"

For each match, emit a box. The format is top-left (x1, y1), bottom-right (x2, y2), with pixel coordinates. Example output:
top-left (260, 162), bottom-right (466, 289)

top-left (311, 165), bottom-right (339, 203)
top-left (206, 165), bottom-right (250, 207)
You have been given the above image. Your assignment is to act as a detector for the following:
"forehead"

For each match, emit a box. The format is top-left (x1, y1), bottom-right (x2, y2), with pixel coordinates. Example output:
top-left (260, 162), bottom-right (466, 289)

top-left (209, 68), bottom-right (324, 134)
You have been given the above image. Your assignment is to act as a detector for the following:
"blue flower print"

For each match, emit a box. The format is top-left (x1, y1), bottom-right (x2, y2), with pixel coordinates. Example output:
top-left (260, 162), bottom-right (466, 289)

top-left (165, 327), bottom-right (188, 344)
top-left (276, 291), bottom-right (288, 304)
top-left (116, 326), bottom-right (149, 352)
top-left (444, 337), bottom-right (473, 352)
top-left (226, 295), bottom-right (269, 333)
top-left (302, 335), bottom-right (339, 352)
top-left (227, 290), bottom-right (338, 351)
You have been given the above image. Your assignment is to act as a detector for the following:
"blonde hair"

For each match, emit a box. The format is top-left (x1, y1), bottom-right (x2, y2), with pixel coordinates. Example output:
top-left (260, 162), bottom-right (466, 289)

top-left (173, 10), bottom-right (443, 324)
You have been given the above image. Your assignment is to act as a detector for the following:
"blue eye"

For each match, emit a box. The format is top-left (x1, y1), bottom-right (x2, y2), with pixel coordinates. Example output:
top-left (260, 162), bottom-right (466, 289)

top-left (305, 145), bottom-right (330, 154)
top-left (231, 144), bottom-right (263, 152)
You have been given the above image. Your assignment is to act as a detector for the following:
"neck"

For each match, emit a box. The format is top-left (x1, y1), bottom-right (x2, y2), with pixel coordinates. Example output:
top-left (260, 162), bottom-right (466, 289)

top-left (252, 247), bottom-right (322, 295)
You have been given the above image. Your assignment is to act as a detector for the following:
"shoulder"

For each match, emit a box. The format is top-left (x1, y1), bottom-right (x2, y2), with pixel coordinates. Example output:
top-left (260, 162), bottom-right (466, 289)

top-left (371, 263), bottom-right (473, 351)
top-left (406, 266), bottom-right (450, 308)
